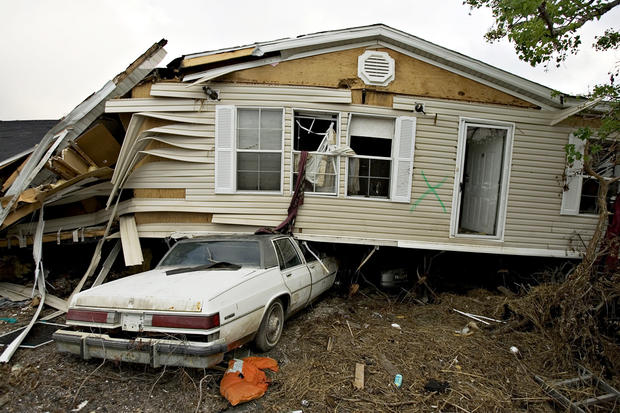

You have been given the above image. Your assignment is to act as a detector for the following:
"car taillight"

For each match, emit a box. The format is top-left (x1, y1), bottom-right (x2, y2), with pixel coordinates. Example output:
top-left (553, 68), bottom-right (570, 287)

top-left (151, 313), bottom-right (220, 330)
top-left (67, 309), bottom-right (115, 323)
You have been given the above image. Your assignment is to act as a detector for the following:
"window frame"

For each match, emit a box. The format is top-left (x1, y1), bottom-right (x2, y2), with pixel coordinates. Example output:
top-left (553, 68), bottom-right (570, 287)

top-left (290, 109), bottom-right (341, 197)
top-left (234, 106), bottom-right (285, 194)
top-left (345, 113), bottom-right (396, 201)
top-left (272, 237), bottom-right (305, 270)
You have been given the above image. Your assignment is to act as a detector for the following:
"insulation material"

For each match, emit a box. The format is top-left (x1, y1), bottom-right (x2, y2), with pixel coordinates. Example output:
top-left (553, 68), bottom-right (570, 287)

top-left (119, 215), bottom-right (143, 266)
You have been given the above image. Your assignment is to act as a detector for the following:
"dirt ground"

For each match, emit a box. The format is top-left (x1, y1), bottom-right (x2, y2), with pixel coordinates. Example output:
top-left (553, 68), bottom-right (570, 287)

top-left (0, 287), bottom-right (618, 413)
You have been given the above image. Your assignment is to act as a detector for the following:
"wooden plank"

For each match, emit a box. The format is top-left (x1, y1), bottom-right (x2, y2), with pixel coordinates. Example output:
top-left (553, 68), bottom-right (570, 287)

top-left (69, 141), bottom-right (97, 168)
top-left (1, 202), bottom-right (41, 229)
top-left (2, 153), bottom-right (32, 192)
top-left (354, 363), bottom-right (365, 390)
top-left (180, 47), bottom-right (255, 68)
top-left (217, 47), bottom-right (535, 108)
top-left (60, 147), bottom-right (90, 174)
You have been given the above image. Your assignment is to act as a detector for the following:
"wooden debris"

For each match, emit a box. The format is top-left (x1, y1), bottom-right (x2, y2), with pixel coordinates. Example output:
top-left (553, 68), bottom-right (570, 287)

top-left (0, 282), bottom-right (68, 312)
top-left (326, 336), bottom-right (333, 352)
top-left (354, 363), bottom-right (364, 390)
top-left (379, 353), bottom-right (398, 377)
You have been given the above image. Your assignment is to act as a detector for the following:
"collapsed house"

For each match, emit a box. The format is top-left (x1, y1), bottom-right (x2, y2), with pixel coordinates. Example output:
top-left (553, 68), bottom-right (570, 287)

top-left (0, 25), bottom-right (612, 356)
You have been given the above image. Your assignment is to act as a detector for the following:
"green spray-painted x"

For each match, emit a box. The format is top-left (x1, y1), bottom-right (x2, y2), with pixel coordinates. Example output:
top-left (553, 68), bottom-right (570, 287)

top-left (410, 170), bottom-right (448, 213)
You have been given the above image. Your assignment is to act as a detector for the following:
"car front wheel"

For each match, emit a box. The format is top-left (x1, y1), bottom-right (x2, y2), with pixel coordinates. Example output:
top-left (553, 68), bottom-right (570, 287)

top-left (255, 299), bottom-right (284, 352)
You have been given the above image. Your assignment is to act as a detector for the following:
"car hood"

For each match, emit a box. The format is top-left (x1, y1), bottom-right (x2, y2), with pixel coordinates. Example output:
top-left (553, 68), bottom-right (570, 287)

top-left (71, 267), bottom-right (260, 312)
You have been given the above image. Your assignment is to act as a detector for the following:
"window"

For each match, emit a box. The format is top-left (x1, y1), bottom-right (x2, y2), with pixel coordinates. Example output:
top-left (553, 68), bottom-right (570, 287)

top-left (215, 106), bottom-right (283, 193)
top-left (562, 135), bottom-right (620, 215)
top-left (346, 115), bottom-right (416, 202)
top-left (273, 238), bottom-right (302, 270)
top-left (561, 135), bottom-right (620, 215)
top-left (292, 111), bottom-right (339, 195)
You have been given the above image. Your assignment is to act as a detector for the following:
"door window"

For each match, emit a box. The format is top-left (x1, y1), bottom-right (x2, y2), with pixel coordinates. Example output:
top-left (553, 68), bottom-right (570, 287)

top-left (273, 239), bottom-right (303, 270)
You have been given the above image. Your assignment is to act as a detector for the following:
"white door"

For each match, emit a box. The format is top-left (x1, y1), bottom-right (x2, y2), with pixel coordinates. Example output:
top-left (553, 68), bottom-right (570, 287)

top-left (459, 127), bottom-right (506, 235)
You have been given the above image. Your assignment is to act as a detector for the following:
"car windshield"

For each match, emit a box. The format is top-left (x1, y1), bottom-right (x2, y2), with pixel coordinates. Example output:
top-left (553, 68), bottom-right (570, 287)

top-left (158, 240), bottom-right (261, 268)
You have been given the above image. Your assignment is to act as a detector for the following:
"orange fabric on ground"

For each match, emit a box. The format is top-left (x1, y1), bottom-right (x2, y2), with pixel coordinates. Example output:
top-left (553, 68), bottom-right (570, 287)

top-left (219, 357), bottom-right (279, 406)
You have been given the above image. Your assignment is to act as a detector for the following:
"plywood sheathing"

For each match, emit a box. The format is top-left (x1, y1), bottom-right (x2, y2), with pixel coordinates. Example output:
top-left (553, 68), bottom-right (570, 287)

top-left (218, 47), bottom-right (536, 108)
top-left (351, 90), bottom-right (394, 107)
top-left (131, 82), bottom-right (153, 99)
top-left (133, 188), bottom-right (186, 199)
top-left (135, 211), bottom-right (212, 225)
top-left (75, 123), bottom-right (121, 167)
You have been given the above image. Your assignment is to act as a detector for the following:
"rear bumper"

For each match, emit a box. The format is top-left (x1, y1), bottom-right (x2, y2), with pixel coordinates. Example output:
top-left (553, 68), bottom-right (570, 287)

top-left (53, 329), bottom-right (227, 368)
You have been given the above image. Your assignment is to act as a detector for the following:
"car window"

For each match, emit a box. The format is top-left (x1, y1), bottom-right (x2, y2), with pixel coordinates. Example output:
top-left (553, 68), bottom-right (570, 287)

top-left (299, 242), bottom-right (317, 263)
top-left (273, 239), bottom-right (303, 270)
top-left (158, 241), bottom-right (261, 267)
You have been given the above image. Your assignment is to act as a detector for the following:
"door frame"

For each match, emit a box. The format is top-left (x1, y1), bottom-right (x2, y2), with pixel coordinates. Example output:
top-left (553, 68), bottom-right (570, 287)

top-left (449, 117), bottom-right (515, 241)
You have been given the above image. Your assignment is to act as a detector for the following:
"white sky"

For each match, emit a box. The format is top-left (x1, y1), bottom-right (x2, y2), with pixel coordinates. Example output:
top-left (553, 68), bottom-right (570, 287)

top-left (1, 0), bottom-right (618, 120)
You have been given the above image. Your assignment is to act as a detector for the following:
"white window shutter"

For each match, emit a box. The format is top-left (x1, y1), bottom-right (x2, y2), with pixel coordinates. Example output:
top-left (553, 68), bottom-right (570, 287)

top-left (560, 133), bottom-right (584, 215)
top-left (215, 105), bottom-right (235, 194)
top-left (391, 116), bottom-right (417, 203)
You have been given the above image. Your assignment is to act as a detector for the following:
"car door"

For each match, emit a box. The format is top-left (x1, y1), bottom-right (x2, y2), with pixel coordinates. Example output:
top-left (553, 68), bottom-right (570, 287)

top-left (273, 237), bottom-right (312, 312)
top-left (298, 241), bottom-right (331, 301)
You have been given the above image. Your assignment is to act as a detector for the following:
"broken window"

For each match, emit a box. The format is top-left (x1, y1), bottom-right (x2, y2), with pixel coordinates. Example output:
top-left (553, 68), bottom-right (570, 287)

top-left (236, 108), bottom-right (283, 191)
top-left (292, 111), bottom-right (338, 195)
top-left (579, 140), bottom-right (620, 214)
top-left (347, 115), bottom-right (395, 198)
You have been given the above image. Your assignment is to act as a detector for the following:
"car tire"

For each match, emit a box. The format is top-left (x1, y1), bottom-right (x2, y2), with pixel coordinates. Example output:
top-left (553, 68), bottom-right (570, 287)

top-left (255, 299), bottom-right (284, 352)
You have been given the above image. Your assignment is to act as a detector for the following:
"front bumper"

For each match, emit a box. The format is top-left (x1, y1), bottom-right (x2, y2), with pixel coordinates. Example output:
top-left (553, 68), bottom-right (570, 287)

top-left (53, 329), bottom-right (227, 368)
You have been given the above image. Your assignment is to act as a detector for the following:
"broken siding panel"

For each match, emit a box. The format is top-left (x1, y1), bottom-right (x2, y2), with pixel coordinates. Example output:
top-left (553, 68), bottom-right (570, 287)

top-left (119, 215), bottom-right (144, 266)
top-left (151, 83), bottom-right (352, 103)
top-left (106, 98), bottom-right (213, 113)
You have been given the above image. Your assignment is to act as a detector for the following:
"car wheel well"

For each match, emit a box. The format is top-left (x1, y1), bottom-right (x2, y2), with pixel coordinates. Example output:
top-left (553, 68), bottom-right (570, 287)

top-left (275, 294), bottom-right (290, 315)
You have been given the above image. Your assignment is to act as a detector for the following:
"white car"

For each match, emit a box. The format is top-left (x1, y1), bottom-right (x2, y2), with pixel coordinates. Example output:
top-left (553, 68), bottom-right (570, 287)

top-left (53, 234), bottom-right (337, 368)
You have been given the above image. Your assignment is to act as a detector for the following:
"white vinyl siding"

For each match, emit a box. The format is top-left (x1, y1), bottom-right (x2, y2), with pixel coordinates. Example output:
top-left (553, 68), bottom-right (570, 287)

top-left (106, 83), bottom-right (598, 257)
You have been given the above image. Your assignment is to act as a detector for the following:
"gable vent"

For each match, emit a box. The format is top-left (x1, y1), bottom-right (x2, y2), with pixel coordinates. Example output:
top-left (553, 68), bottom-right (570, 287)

top-left (358, 51), bottom-right (395, 87)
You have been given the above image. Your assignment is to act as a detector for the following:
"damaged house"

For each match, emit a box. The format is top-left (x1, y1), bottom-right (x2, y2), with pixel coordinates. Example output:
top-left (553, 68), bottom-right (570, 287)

top-left (0, 25), bottom-right (612, 335)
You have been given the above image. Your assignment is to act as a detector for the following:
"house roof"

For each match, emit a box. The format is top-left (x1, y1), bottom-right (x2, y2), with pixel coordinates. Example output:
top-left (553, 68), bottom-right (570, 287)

top-left (178, 24), bottom-right (573, 110)
top-left (0, 120), bottom-right (58, 166)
